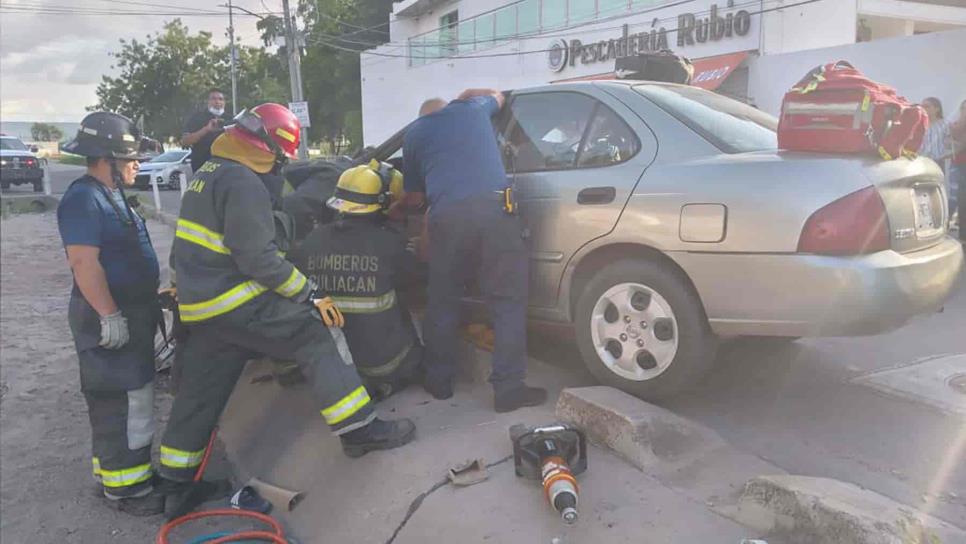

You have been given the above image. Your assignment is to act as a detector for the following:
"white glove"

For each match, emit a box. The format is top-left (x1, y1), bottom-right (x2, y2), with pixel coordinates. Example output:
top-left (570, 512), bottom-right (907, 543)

top-left (99, 311), bottom-right (130, 350)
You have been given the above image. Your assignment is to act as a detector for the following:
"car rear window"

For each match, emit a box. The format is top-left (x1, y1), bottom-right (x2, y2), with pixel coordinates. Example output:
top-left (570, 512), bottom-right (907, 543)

top-left (1, 138), bottom-right (28, 151)
top-left (633, 84), bottom-right (777, 154)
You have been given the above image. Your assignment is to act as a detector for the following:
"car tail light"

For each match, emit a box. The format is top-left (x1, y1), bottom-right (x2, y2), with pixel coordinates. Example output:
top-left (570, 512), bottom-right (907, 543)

top-left (798, 186), bottom-right (890, 255)
top-left (24, 158), bottom-right (36, 167)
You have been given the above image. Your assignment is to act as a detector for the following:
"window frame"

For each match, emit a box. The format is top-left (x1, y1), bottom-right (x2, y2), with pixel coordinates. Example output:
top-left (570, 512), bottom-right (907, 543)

top-left (500, 91), bottom-right (641, 174)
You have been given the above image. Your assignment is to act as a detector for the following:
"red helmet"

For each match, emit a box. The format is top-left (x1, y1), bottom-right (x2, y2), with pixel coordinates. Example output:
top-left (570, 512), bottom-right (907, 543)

top-left (228, 103), bottom-right (301, 160)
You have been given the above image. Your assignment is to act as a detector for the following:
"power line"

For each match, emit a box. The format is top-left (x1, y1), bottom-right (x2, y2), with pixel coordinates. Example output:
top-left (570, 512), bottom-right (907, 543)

top-left (314, 9), bottom-right (389, 36)
top-left (311, 0), bottom-right (825, 61)
top-left (0, 1), bottom-right (276, 16)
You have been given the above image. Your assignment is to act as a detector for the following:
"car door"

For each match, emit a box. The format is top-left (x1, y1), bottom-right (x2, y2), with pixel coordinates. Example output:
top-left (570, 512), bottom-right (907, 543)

top-left (499, 88), bottom-right (654, 309)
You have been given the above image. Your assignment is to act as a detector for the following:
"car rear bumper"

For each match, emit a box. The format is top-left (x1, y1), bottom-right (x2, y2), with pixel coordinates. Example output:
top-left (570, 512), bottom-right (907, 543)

top-left (671, 237), bottom-right (964, 337)
top-left (1, 168), bottom-right (43, 181)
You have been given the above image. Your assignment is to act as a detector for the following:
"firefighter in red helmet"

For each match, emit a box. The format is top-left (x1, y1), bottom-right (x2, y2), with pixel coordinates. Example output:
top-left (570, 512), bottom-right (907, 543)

top-left (158, 104), bottom-right (416, 508)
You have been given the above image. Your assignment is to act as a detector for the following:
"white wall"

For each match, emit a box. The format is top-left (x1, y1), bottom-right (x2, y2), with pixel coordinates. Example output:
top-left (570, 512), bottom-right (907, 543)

top-left (363, 0), bottom-right (765, 144)
top-left (759, 0), bottom-right (857, 55)
top-left (748, 28), bottom-right (966, 117)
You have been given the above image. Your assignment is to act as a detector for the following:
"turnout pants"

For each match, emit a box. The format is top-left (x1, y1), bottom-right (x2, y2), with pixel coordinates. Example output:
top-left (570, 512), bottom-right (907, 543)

top-left (424, 194), bottom-right (529, 394)
top-left (159, 295), bottom-right (374, 481)
top-left (68, 292), bottom-right (159, 499)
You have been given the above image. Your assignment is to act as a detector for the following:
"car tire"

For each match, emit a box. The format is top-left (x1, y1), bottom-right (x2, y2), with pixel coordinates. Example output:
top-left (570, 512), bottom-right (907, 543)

top-left (574, 258), bottom-right (716, 400)
top-left (32, 178), bottom-right (43, 193)
top-left (168, 172), bottom-right (181, 191)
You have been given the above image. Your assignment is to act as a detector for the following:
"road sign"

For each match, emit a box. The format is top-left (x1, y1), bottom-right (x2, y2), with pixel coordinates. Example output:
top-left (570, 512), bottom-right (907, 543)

top-left (288, 101), bottom-right (311, 128)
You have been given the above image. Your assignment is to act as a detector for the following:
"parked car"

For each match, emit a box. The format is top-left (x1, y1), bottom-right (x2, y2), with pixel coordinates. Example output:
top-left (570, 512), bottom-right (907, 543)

top-left (134, 149), bottom-right (191, 190)
top-left (1, 135), bottom-right (44, 192)
top-left (356, 81), bottom-right (963, 400)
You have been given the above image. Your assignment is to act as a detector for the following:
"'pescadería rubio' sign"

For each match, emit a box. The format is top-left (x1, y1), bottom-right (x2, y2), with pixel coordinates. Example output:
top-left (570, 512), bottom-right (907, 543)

top-left (548, 1), bottom-right (752, 73)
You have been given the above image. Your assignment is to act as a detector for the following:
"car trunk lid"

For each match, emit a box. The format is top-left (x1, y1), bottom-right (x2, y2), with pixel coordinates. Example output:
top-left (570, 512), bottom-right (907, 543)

top-left (862, 157), bottom-right (948, 253)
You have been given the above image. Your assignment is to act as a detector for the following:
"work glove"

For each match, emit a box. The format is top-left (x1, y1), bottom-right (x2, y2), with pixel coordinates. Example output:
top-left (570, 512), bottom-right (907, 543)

top-left (158, 287), bottom-right (178, 310)
top-left (304, 287), bottom-right (344, 328)
top-left (99, 311), bottom-right (130, 350)
top-left (312, 296), bottom-right (345, 328)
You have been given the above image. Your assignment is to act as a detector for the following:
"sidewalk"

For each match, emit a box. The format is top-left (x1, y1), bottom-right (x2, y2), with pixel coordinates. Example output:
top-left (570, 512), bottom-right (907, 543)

top-left (0, 211), bottom-right (175, 543)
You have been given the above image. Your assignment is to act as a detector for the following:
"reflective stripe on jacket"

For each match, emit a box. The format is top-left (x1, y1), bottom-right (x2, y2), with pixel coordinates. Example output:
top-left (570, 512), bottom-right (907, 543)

top-left (289, 217), bottom-right (419, 376)
top-left (173, 158), bottom-right (311, 322)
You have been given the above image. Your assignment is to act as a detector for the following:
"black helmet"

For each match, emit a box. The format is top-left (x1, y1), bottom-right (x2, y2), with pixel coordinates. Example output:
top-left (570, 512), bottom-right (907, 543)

top-left (63, 111), bottom-right (146, 160)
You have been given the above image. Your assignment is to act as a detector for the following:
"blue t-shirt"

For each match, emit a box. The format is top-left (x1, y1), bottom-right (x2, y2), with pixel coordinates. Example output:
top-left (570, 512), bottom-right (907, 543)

top-left (57, 176), bottom-right (160, 301)
top-left (402, 96), bottom-right (507, 213)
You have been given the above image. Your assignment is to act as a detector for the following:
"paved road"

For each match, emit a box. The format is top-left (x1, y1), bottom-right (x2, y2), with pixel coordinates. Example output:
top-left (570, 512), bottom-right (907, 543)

top-left (0, 162), bottom-right (185, 215)
top-left (530, 273), bottom-right (966, 529)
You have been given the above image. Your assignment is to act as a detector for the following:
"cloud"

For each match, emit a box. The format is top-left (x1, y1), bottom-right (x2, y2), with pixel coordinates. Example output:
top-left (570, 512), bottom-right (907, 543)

top-left (0, 0), bottom-right (268, 122)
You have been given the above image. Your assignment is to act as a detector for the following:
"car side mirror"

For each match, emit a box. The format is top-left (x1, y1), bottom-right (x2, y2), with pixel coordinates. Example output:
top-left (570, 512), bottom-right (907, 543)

top-left (30, 145), bottom-right (39, 153)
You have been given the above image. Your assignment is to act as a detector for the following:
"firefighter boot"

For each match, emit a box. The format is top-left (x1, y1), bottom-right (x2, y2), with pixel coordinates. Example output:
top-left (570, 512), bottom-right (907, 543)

top-left (103, 487), bottom-right (166, 517)
top-left (494, 385), bottom-right (548, 413)
top-left (340, 417), bottom-right (416, 458)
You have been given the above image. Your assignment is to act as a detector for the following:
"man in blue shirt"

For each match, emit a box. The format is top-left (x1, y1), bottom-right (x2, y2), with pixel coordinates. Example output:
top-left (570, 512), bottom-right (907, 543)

top-left (397, 89), bottom-right (546, 413)
top-left (58, 112), bottom-right (163, 515)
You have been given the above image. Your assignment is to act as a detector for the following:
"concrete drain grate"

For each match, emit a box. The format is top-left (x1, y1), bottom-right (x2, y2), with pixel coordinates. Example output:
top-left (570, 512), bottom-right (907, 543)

top-left (949, 373), bottom-right (966, 396)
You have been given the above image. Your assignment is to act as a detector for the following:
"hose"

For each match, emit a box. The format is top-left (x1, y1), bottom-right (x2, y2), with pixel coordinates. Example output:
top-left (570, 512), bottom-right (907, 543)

top-left (155, 508), bottom-right (285, 544)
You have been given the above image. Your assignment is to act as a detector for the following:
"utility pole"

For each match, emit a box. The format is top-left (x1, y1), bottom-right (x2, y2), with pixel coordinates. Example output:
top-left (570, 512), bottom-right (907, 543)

top-left (281, 0), bottom-right (309, 159)
top-left (228, 0), bottom-right (238, 115)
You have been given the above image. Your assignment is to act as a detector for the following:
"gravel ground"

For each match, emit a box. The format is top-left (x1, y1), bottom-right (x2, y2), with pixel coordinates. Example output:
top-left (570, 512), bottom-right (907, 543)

top-left (0, 211), bottom-right (240, 543)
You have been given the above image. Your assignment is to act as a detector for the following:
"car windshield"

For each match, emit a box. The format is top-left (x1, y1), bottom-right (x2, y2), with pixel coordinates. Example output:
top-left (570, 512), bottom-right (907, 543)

top-left (1, 138), bottom-right (28, 151)
top-left (633, 84), bottom-right (777, 153)
top-left (150, 150), bottom-right (188, 163)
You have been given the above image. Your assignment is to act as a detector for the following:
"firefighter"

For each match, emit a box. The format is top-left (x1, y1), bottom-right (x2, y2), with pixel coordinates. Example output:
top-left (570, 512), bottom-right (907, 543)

top-left (57, 112), bottom-right (164, 515)
top-left (159, 103), bottom-right (416, 488)
top-left (394, 90), bottom-right (547, 412)
top-left (290, 160), bottom-right (424, 401)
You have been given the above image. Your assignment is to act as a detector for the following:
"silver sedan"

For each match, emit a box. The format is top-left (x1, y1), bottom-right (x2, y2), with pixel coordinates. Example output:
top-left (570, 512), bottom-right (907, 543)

top-left (369, 81), bottom-right (963, 400)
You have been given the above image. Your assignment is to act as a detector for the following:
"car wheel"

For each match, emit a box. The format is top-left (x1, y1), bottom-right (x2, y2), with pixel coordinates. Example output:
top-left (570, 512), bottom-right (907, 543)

top-left (574, 259), bottom-right (716, 400)
top-left (168, 172), bottom-right (181, 191)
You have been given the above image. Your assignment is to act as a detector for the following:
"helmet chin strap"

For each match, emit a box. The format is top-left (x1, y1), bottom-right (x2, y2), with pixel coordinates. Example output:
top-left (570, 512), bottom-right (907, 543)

top-left (108, 157), bottom-right (139, 228)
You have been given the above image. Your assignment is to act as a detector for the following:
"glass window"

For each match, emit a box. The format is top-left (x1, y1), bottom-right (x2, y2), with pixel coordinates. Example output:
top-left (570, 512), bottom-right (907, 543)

top-left (151, 150), bottom-right (188, 163)
top-left (518, 0), bottom-right (540, 35)
top-left (632, 0), bottom-right (660, 8)
top-left (569, 0), bottom-right (597, 23)
top-left (476, 13), bottom-right (495, 48)
top-left (421, 30), bottom-right (440, 62)
top-left (598, 0), bottom-right (629, 19)
top-left (458, 20), bottom-right (475, 53)
top-left (495, 5), bottom-right (517, 40)
top-left (0, 138), bottom-right (27, 151)
top-left (502, 93), bottom-right (598, 172)
top-left (577, 105), bottom-right (640, 168)
top-left (439, 11), bottom-right (459, 56)
top-left (541, 0), bottom-right (567, 29)
top-left (634, 84), bottom-right (777, 153)
top-left (409, 37), bottom-right (425, 66)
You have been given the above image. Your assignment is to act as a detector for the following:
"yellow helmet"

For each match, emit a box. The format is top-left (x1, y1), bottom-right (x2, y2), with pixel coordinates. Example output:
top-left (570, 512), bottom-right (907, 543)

top-left (327, 159), bottom-right (403, 215)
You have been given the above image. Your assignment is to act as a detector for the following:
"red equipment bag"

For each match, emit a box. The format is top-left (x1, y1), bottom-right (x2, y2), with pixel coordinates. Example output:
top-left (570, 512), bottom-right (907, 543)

top-left (777, 61), bottom-right (928, 160)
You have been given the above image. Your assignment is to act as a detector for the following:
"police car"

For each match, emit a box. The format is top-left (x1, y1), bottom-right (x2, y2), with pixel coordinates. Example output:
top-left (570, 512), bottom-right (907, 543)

top-left (0, 135), bottom-right (44, 192)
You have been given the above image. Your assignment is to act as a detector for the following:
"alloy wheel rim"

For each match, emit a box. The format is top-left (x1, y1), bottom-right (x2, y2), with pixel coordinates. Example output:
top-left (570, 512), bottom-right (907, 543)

top-left (590, 282), bottom-right (679, 381)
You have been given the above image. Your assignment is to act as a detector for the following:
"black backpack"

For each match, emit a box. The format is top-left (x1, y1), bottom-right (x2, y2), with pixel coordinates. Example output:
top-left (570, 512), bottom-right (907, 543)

top-left (615, 50), bottom-right (694, 84)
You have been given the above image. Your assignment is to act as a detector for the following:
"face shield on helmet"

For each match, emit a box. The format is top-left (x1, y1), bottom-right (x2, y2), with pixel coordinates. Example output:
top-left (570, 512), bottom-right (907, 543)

top-left (228, 103), bottom-right (301, 164)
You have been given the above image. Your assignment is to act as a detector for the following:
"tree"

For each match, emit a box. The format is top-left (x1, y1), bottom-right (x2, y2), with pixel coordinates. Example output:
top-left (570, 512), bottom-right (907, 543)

top-left (259, 0), bottom-right (394, 153)
top-left (30, 122), bottom-right (64, 142)
top-left (92, 20), bottom-right (289, 142)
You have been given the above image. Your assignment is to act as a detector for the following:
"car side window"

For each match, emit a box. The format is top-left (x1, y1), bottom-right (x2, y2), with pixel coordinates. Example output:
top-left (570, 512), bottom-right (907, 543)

top-left (577, 104), bottom-right (640, 168)
top-left (502, 92), bottom-right (597, 173)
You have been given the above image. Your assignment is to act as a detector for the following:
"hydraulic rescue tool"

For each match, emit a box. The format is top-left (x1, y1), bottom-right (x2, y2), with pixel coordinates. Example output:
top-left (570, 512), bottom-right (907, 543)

top-left (510, 423), bottom-right (588, 525)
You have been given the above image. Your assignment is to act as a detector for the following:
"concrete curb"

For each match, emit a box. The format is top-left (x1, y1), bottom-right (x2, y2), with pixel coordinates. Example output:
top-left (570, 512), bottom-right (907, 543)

top-left (0, 194), bottom-right (59, 217)
top-left (135, 196), bottom-right (177, 228)
top-left (554, 386), bottom-right (726, 471)
top-left (723, 475), bottom-right (966, 544)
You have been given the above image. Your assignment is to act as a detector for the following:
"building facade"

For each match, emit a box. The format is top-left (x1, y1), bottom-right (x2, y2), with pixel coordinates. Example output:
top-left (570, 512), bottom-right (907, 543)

top-left (360, 0), bottom-right (966, 145)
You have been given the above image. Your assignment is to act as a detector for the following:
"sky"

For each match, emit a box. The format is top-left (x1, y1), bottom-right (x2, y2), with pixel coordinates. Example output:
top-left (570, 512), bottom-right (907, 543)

top-left (0, 0), bottom-right (274, 122)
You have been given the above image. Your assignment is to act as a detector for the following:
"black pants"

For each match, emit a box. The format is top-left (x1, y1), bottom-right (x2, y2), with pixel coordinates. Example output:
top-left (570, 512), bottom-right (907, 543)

top-left (424, 195), bottom-right (529, 394)
top-left (159, 295), bottom-right (374, 481)
top-left (68, 294), bottom-right (159, 498)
